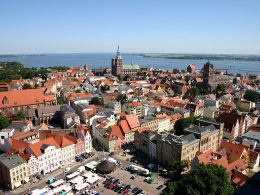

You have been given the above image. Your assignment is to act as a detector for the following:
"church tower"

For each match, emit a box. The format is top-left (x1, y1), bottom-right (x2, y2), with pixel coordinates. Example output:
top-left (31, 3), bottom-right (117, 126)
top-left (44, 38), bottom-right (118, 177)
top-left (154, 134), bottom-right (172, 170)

top-left (203, 60), bottom-right (214, 89)
top-left (111, 45), bottom-right (123, 76)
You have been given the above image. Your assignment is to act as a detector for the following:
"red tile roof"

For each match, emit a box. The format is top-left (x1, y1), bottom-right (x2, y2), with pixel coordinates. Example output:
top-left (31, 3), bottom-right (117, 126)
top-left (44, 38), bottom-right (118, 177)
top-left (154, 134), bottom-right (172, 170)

top-left (0, 88), bottom-right (55, 108)
top-left (128, 101), bottom-right (142, 107)
top-left (106, 125), bottom-right (125, 140)
top-left (196, 150), bottom-right (229, 167)
top-left (119, 120), bottom-right (131, 133)
top-left (8, 139), bottom-right (29, 152)
top-left (47, 133), bottom-right (75, 148)
top-left (169, 113), bottom-right (183, 121)
top-left (28, 137), bottom-right (60, 157)
top-left (220, 141), bottom-right (249, 162)
top-left (125, 114), bottom-right (140, 129)
top-left (231, 170), bottom-right (249, 186)
top-left (13, 130), bottom-right (38, 141)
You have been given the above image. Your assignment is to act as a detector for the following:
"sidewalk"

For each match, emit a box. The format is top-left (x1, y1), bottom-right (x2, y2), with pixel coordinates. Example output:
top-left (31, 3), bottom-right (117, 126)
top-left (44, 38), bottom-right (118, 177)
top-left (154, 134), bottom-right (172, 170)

top-left (8, 151), bottom-right (108, 195)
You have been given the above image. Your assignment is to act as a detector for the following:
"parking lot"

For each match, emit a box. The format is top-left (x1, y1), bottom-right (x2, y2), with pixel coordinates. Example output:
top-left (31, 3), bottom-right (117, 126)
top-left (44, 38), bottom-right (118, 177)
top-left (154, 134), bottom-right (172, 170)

top-left (105, 168), bottom-right (165, 194)
top-left (90, 152), bottom-right (167, 195)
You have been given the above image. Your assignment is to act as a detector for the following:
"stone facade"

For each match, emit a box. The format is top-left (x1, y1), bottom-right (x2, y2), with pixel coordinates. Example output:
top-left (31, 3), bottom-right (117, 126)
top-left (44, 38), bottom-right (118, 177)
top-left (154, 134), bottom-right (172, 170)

top-left (0, 154), bottom-right (29, 190)
top-left (135, 119), bottom-right (224, 167)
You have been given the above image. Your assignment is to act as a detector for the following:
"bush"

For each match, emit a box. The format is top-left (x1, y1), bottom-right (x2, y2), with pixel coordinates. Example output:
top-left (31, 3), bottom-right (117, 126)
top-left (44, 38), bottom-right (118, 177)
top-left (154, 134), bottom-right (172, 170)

top-left (0, 115), bottom-right (10, 130)
top-left (174, 117), bottom-right (197, 135)
top-left (244, 90), bottom-right (259, 103)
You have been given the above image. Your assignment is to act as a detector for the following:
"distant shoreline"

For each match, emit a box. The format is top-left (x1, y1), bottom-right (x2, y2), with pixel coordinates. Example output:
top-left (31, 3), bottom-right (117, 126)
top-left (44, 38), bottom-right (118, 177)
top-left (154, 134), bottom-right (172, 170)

top-left (139, 54), bottom-right (260, 61)
top-left (0, 54), bottom-right (46, 58)
top-left (1, 53), bottom-right (260, 62)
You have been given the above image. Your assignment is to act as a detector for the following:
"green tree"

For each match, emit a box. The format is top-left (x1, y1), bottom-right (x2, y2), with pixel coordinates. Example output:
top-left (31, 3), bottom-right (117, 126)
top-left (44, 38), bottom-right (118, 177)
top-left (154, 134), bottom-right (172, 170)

top-left (173, 69), bottom-right (180, 74)
top-left (244, 90), bottom-right (259, 103)
top-left (13, 110), bottom-right (26, 120)
top-left (100, 85), bottom-right (110, 92)
top-left (0, 115), bottom-right (10, 130)
top-left (117, 75), bottom-right (123, 82)
top-left (116, 94), bottom-right (127, 105)
top-left (230, 109), bottom-right (240, 115)
top-left (168, 160), bottom-right (190, 177)
top-left (216, 83), bottom-right (227, 97)
top-left (75, 89), bottom-right (81, 93)
top-left (57, 97), bottom-right (65, 105)
top-left (174, 117), bottom-right (197, 135)
top-left (89, 96), bottom-right (102, 105)
top-left (22, 83), bottom-right (32, 89)
top-left (186, 87), bottom-right (199, 101)
top-left (123, 74), bottom-right (130, 81)
top-left (164, 164), bottom-right (234, 195)
top-left (136, 71), bottom-right (144, 76)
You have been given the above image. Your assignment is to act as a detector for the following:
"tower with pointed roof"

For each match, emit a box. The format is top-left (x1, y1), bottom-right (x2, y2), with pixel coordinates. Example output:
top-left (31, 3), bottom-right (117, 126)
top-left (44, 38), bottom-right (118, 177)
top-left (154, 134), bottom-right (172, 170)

top-left (111, 45), bottom-right (123, 76)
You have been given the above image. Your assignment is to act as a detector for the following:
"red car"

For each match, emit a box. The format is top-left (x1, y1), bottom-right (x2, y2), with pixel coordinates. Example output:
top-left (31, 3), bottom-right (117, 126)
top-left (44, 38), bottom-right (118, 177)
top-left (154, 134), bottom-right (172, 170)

top-left (123, 189), bottom-right (129, 195)
top-left (108, 183), bottom-right (115, 189)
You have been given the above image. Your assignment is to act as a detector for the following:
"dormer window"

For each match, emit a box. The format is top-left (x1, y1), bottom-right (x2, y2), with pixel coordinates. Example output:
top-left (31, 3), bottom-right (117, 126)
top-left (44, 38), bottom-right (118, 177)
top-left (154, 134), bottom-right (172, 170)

top-left (2, 96), bottom-right (9, 105)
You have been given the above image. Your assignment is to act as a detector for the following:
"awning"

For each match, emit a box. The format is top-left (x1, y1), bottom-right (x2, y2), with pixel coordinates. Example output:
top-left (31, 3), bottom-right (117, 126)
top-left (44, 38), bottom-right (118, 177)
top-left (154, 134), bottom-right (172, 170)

top-left (23, 177), bottom-right (30, 183)
top-left (14, 181), bottom-right (21, 188)
top-left (75, 182), bottom-right (89, 191)
top-left (68, 175), bottom-right (83, 184)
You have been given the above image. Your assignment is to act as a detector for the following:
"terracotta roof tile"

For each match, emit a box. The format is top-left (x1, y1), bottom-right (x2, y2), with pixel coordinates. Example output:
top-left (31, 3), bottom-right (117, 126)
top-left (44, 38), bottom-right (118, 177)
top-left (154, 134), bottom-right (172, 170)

top-left (27, 137), bottom-right (60, 157)
top-left (220, 141), bottom-right (248, 161)
top-left (0, 88), bottom-right (55, 108)
top-left (125, 114), bottom-right (140, 129)
top-left (231, 170), bottom-right (249, 186)
top-left (106, 125), bottom-right (125, 140)
top-left (119, 120), bottom-right (131, 133)
top-left (47, 133), bottom-right (75, 148)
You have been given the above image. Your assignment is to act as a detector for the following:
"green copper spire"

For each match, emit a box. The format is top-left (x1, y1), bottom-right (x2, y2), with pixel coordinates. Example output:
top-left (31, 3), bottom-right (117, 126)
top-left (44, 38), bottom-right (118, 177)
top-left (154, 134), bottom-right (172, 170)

top-left (116, 45), bottom-right (122, 59)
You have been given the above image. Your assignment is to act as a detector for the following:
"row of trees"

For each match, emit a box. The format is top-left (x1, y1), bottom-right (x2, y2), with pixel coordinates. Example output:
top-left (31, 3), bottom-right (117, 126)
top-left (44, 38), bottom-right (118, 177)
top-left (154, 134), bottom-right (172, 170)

top-left (0, 62), bottom-right (70, 83)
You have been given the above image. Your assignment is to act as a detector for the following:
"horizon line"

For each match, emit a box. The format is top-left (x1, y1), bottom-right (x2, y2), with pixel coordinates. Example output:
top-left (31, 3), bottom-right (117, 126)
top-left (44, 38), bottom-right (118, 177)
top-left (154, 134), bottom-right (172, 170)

top-left (1, 52), bottom-right (260, 56)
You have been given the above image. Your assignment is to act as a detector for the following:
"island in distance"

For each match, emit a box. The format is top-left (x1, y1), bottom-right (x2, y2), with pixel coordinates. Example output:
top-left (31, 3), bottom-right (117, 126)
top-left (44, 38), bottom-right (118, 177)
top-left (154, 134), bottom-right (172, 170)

top-left (139, 53), bottom-right (260, 61)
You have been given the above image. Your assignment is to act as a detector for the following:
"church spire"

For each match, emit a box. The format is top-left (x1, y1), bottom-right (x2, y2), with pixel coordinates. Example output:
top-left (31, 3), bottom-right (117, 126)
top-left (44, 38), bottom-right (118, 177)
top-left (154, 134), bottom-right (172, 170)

top-left (115, 45), bottom-right (122, 59)
top-left (117, 45), bottom-right (120, 54)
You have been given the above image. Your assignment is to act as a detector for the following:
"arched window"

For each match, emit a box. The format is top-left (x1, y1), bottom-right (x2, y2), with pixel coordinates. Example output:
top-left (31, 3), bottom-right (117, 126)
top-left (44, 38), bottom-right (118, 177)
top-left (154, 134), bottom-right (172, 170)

top-left (2, 96), bottom-right (9, 104)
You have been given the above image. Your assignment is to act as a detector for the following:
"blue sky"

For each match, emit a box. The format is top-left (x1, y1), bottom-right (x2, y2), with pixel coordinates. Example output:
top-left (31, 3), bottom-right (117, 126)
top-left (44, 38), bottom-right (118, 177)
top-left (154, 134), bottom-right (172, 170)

top-left (1, 0), bottom-right (260, 54)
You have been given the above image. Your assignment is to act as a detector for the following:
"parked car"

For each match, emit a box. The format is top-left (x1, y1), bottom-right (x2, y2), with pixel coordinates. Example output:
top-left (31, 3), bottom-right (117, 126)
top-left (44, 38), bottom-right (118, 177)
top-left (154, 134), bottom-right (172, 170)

top-left (157, 185), bottom-right (164, 190)
top-left (135, 189), bottom-right (143, 195)
top-left (123, 189), bottom-right (129, 195)
top-left (64, 167), bottom-right (71, 173)
top-left (47, 178), bottom-right (57, 184)
top-left (108, 183), bottom-right (115, 189)
top-left (132, 187), bottom-right (139, 193)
